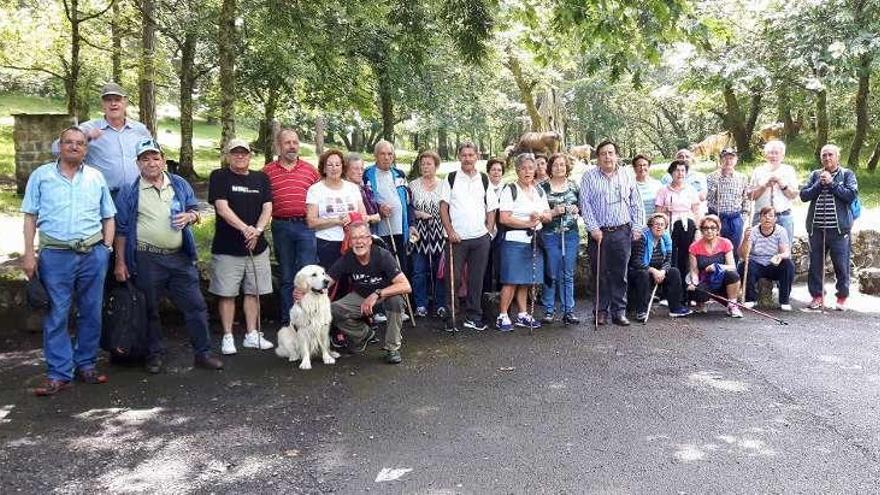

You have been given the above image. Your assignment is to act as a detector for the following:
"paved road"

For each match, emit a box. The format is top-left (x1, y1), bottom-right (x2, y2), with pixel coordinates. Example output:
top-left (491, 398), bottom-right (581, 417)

top-left (2, 285), bottom-right (880, 494)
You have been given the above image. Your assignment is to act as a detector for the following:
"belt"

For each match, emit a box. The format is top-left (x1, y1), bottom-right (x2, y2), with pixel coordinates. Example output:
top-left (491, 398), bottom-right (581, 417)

top-left (600, 224), bottom-right (630, 232)
top-left (272, 216), bottom-right (306, 222)
top-left (39, 231), bottom-right (103, 253)
top-left (776, 210), bottom-right (791, 216)
top-left (136, 242), bottom-right (180, 255)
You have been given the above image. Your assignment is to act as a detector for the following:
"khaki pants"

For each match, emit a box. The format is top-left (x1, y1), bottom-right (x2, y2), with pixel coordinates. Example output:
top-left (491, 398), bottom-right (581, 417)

top-left (331, 292), bottom-right (403, 352)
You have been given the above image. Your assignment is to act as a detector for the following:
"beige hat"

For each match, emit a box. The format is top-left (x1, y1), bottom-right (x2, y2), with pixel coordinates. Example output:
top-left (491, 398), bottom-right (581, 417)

top-left (225, 138), bottom-right (251, 153)
top-left (100, 82), bottom-right (126, 98)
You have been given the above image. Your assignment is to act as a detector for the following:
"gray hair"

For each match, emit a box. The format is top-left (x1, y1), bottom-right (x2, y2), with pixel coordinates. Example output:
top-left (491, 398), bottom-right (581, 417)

top-left (457, 140), bottom-right (479, 156)
top-left (514, 153), bottom-right (535, 169)
top-left (820, 143), bottom-right (841, 156)
top-left (374, 139), bottom-right (394, 155)
top-left (763, 139), bottom-right (786, 155)
top-left (274, 127), bottom-right (298, 152)
top-left (344, 152), bottom-right (363, 166)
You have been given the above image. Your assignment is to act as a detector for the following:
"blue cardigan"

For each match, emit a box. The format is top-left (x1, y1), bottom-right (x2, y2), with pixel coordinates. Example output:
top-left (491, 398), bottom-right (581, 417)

top-left (363, 164), bottom-right (412, 239)
top-left (115, 172), bottom-right (199, 275)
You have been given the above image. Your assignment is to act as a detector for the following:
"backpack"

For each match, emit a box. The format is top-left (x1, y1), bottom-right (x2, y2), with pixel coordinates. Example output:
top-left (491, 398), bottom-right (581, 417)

top-left (447, 170), bottom-right (490, 205)
top-left (498, 182), bottom-right (546, 241)
top-left (101, 282), bottom-right (149, 359)
top-left (851, 196), bottom-right (862, 220)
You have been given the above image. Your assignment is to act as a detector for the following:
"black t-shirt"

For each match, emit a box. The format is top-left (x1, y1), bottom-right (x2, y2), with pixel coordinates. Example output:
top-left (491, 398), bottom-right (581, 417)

top-left (328, 245), bottom-right (401, 298)
top-left (208, 167), bottom-right (272, 256)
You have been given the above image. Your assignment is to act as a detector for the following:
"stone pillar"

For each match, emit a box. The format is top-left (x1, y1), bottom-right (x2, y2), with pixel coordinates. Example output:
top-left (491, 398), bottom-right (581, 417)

top-left (13, 113), bottom-right (75, 194)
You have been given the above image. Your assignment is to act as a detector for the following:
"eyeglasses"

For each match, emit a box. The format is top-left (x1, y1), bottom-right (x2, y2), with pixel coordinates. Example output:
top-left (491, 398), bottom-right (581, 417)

top-left (700, 226), bottom-right (719, 232)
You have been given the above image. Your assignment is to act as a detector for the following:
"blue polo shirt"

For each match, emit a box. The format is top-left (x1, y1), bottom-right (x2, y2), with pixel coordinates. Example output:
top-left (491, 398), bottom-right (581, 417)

top-left (21, 161), bottom-right (117, 242)
top-left (54, 118), bottom-right (152, 190)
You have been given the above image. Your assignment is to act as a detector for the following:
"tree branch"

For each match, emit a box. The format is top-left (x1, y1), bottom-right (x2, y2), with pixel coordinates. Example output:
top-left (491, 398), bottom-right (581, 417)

top-left (79, 0), bottom-right (118, 23)
top-left (0, 64), bottom-right (64, 80)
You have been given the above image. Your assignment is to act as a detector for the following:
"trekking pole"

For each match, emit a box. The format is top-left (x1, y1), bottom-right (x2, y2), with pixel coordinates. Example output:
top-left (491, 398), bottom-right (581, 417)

top-left (821, 228), bottom-right (827, 313)
top-left (247, 247), bottom-right (265, 349)
top-left (740, 201), bottom-right (755, 302)
top-left (643, 283), bottom-right (659, 325)
top-left (446, 244), bottom-right (458, 332)
top-left (693, 286), bottom-right (788, 325)
top-left (593, 236), bottom-right (602, 331)
top-left (384, 219), bottom-right (416, 328)
top-left (560, 209), bottom-right (567, 324)
top-left (529, 228), bottom-right (538, 335)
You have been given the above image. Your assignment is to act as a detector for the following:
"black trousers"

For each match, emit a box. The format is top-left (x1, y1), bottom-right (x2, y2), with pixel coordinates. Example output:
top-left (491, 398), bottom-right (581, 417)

top-left (589, 226), bottom-right (631, 316)
top-left (628, 267), bottom-right (685, 313)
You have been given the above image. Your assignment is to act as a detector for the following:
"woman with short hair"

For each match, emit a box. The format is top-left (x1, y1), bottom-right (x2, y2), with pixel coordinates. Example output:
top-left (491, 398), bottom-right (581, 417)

top-left (738, 206), bottom-right (795, 311)
top-left (656, 159), bottom-right (702, 293)
top-left (686, 215), bottom-right (743, 317)
top-left (343, 153), bottom-right (381, 227)
top-left (632, 154), bottom-right (661, 221)
top-left (539, 153), bottom-right (580, 324)
top-left (484, 157), bottom-right (507, 294)
top-left (409, 150), bottom-right (447, 318)
top-left (628, 213), bottom-right (692, 320)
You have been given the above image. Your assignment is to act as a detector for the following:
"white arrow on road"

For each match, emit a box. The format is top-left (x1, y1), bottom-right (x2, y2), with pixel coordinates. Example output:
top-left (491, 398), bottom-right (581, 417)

top-left (375, 467), bottom-right (413, 482)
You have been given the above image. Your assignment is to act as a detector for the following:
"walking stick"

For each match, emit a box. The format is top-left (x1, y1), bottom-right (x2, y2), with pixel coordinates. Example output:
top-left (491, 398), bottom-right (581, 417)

top-left (643, 283), bottom-right (659, 325)
top-left (248, 248), bottom-right (265, 350)
top-left (821, 228), bottom-right (827, 313)
top-left (693, 286), bottom-right (788, 325)
top-left (529, 228), bottom-right (538, 335)
top-left (384, 219), bottom-right (416, 328)
top-left (593, 236), bottom-right (602, 331)
top-left (559, 210), bottom-right (567, 324)
top-left (739, 201), bottom-right (755, 302)
top-left (446, 243), bottom-right (458, 332)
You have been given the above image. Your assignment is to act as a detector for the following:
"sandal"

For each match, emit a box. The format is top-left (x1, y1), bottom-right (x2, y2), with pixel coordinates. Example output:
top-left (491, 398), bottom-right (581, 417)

top-left (33, 379), bottom-right (72, 397)
top-left (75, 369), bottom-right (108, 385)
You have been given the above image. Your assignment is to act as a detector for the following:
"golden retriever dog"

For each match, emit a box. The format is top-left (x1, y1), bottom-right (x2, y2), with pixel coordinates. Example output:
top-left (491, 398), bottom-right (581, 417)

top-left (275, 265), bottom-right (339, 369)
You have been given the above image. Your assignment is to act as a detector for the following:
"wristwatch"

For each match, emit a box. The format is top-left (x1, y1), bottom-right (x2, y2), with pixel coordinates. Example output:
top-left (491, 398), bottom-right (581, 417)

top-left (374, 289), bottom-right (383, 299)
top-left (103, 243), bottom-right (113, 252)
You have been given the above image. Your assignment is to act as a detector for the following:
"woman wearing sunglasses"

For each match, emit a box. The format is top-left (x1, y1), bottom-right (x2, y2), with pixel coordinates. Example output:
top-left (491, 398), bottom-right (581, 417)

top-left (686, 214), bottom-right (743, 317)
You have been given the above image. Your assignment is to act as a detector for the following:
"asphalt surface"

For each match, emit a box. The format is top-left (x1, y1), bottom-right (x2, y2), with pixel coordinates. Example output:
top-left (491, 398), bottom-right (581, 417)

top-left (2, 284), bottom-right (880, 494)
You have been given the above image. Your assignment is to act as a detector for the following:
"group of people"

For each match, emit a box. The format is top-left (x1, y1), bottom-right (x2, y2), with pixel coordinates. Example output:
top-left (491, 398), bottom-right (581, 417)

top-left (20, 82), bottom-right (860, 397)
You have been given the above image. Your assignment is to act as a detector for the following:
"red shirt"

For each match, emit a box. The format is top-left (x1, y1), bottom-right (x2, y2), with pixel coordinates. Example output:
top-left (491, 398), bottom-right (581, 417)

top-left (263, 159), bottom-right (320, 218)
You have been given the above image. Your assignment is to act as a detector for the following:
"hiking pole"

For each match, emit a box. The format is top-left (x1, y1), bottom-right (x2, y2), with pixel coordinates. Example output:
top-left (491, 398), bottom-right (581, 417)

top-left (248, 247), bottom-right (265, 349)
top-left (693, 286), bottom-right (788, 325)
top-left (384, 219), bottom-right (416, 328)
top-left (529, 227), bottom-right (538, 335)
top-left (821, 228), bottom-right (827, 313)
top-left (560, 209), bottom-right (567, 324)
top-left (593, 236), bottom-right (602, 331)
top-left (740, 201), bottom-right (755, 302)
top-left (446, 244), bottom-right (458, 332)
top-left (643, 282), bottom-right (659, 325)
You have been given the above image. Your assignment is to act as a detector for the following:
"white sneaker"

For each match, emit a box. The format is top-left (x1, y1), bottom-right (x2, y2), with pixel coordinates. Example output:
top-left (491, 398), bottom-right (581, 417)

top-left (743, 301), bottom-right (756, 309)
top-left (373, 313), bottom-right (388, 323)
top-left (401, 312), bottom-right (410, 322)
top-left (780, 304), bottom-right (792, 312)
top-left (221, 334), bottom-right (237, 355)
top-left (243, 331), bottom-right (274, 350)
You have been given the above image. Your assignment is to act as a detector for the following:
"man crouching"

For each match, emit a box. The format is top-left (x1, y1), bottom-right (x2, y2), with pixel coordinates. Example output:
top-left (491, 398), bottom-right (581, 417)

top-left (325, 221), bottom-right (411, 364)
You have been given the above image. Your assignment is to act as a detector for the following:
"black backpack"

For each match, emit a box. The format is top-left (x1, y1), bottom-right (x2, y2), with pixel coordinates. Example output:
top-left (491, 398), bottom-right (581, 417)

top-left (447, 170), bottom-right (490, 205)
top-left (101, 282), bottom-right (149, 359)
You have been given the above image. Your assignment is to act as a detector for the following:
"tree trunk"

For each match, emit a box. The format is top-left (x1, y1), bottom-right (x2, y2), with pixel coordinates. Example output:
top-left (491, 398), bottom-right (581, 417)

top-left (67, 0), bottom-right (81, 120)
top-left (351, 129), bottom-right (363, 152)
top-left (866, 138), bottom-right (880, 172)
top-left (260, 88), bottom-right (278, 164)
top-left (505, 52), bottom-right (543, 131)
top-left (438, 127), bottom-right (449, 160)
top-left (177, 34), bottom-right (197, 179)
top-left (138, 0), bottom-right (157, 135)
top-left (776, 84), bottom-right (795, 141)
top-left (815, 89), bottom-right (829, 164)
top-left (377, 69), bottom-right (395, 143)
top-left (110, 1), bottom-right (123, 83)
top-left (847, 54), bottom-right (871, 170)
top-left (722, 86), bottom-right (751, 161)
top-left (315, 114), bottom-right (326, 156)
top-left (218, 0), bottom-right (237, 160)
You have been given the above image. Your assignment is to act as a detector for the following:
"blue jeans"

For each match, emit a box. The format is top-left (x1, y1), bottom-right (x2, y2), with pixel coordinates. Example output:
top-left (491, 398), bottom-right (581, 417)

top-left (39, 246), bottom-right (110, 381)
top-left (808, 228), bottom-right (851, 299)
top-left (412, 250), bottom-right (446, 310)
top-left (719, 212), bottom-right (743, 263)
top-left (133, 251), bottom-right (211, 357)
top-left (542, 229), bottom-right (578, 314)
top-left (272, 219), bottom-right (317, 324)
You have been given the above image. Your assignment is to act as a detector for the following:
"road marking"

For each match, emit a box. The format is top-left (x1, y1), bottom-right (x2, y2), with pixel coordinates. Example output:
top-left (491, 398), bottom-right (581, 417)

top-left (375, 467), bottom-right (413, 482)
top-left (688, 371), bottom-right (748, 392)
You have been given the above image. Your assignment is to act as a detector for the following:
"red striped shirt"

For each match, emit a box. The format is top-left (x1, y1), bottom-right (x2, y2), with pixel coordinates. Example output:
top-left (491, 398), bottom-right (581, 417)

top-left (263, 159), bottom-right (320, 218)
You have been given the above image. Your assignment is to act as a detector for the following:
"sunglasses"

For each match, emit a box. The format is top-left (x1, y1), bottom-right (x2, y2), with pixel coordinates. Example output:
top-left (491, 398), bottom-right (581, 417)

top-left (700, 226), bottom-right (719, 231)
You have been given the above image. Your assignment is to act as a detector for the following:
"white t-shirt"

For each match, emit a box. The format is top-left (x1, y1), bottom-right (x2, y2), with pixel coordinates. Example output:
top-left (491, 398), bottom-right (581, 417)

top-left (306, 180), bottom-right (361, 241)
top-left (750, 163), bottom-right (798, 213)
top-left (499, 183), bottom-right (550, 244)
top-left (440, 168), bottom-right (497, 240)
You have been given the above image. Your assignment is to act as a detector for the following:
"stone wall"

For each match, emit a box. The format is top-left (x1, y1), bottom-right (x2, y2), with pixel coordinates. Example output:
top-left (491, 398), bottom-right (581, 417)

top-left (13, 113), bottom-right (75, 194)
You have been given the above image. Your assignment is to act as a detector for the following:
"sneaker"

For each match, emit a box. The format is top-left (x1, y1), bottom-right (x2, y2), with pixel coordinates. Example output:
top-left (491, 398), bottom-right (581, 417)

top-left (808, 297), bottom-right (824, 310)
top-left (669, 308), bottom-right (693, 318)
top-left (373, 313), bottom-right (388, 323)
top-left (75, 368), bottom-right (108, 385)
top-left (728, 304), bottom-right (743, 318)
top-left (514, 313), bottom-right (541, 329)
top-left (463, 318), bottom-right (488, 331)
top-left (542, 312), bottom-right (555, 324)
top-left (243, 331), bottom-right (274, 350)
top-left (384, 349), bottom-right (402, 364)
top-left (402, 312), bottom-right (410, 322)
top-left (221, 334), bottom-right (237, 355)
top-left (435, 307), bottom-right (448, 319)
top-left (835, 297), bottom-right (847, 311)
top-left (658, 299), bottom-right (669, 307)
top-left (562, 313), bottom-right (580, 325)
top-left (743, 301), bottom-right (756, 309)
top-left (635, 311), bottom-right (648, 321)
top-left (694, 303), bottom-right (708, 313)
top-left (415, 306), bottom-right (428, 318)
top-left (496, 314), bottom-right (513, 332)
top-left (780, 303), bottom-right (793, 312)
top-left (330, 331), bottom-right (349, 350)
top-left (33, 379), bottom-right (72, 397)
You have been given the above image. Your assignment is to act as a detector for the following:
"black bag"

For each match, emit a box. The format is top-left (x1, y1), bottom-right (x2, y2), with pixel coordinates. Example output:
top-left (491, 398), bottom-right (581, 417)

top-left (26, 271), bottom-right (49, 310)
top-left (101, 281), bottom-right (149, 359)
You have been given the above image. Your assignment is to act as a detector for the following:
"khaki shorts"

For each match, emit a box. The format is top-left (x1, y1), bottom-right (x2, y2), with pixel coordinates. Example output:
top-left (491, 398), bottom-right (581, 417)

top-left (209, 251), bottom-right (273, 297)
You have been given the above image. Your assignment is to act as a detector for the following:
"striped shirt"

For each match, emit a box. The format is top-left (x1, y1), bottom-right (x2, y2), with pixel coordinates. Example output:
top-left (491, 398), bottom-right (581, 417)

top-left (706, 170), bottom-right (749, 215)
top-left (263, 159), bottom-right (319, 218)
top-left (813, 171), bottom-right (840, 229)
top-left (578, 166), bottom-right (644, 232)
top-left (748, 225), bottom-right (788, 266)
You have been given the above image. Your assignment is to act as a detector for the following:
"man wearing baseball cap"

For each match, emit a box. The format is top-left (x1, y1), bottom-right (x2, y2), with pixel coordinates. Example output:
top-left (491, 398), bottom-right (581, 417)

top-left (706, 147), bottom-right (749, 261)
top-left (208, 138), bottom-right (275, 355)
top-left (113, 138), bottom-right (223, 373)
top-left (55, 82), bottom-right (153, 200)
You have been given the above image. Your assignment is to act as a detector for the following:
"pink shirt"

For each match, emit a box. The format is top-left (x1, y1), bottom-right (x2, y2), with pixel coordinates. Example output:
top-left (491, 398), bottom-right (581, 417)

top-left (655, 184), bottom-right (700, 224)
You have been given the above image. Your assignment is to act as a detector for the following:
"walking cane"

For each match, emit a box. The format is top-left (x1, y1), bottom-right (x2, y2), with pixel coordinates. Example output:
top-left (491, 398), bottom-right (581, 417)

top-left (693, 286), bottom-right (789, 325)
top-left (446, 244), bottom-right (458, 332)
top-left (593, 236), bottom-right (602, 331)
top-left (643, 283), bottom-right (659, 325)
top-left (821, 228), bottom-right (827, 313)
top-left (247, 248), bottom-right (265, 350)
top-left (739, 201), bottom-right (756, 302)
top-left (559, 209), bottom-right (567, 324)
top-left (529, 228), bottom-right (539, 335)
top-left (384, 219), bottom-right (416, 328)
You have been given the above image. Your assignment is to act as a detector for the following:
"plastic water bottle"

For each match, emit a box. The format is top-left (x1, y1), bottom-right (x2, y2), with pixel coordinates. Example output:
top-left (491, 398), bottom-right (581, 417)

top-left (170, 199), bottom-right (182, 230)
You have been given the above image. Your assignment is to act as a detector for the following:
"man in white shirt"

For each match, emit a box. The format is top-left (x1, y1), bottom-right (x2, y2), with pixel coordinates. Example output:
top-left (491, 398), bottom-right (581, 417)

top-left (749, 140), bottom-right (799, 242)
top-left (439, 142), bottom-right (497, 331)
